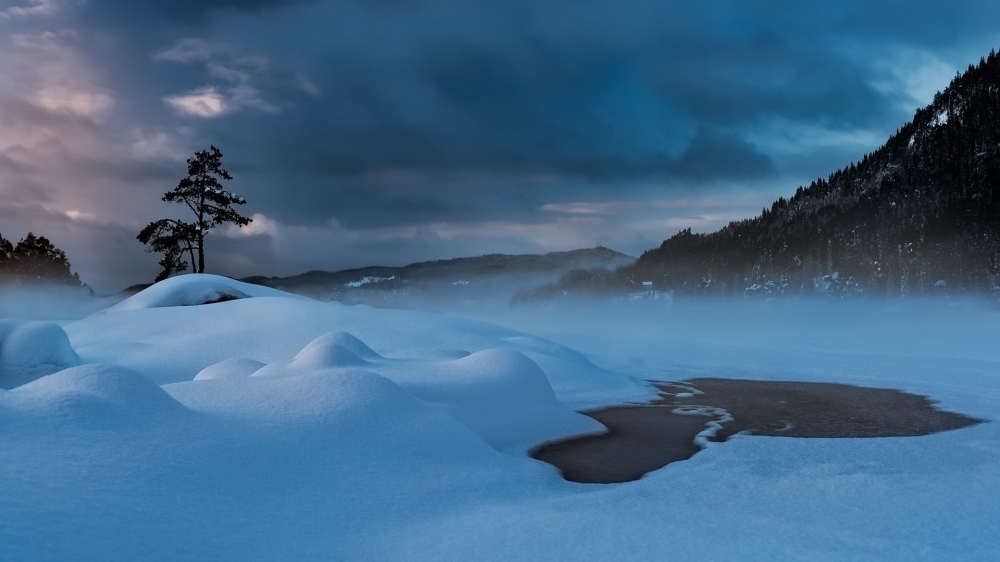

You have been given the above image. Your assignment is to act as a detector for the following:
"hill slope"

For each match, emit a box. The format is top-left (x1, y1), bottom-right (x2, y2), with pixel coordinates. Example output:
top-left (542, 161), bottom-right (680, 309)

top-left (244, 247), bottom-right (633, 307)
top-left (549, 49), bottom-right (1000, 300)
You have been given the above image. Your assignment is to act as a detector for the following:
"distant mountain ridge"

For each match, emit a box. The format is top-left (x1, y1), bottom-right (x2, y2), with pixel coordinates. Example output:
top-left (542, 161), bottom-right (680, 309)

top-left (242, 246), bottom-right (633, 306)
top-left (539, 48), bottom-right (1000, 300)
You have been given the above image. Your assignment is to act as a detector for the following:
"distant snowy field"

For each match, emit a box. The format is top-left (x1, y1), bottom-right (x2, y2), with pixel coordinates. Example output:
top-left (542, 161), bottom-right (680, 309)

top-left (2, 275), bottom-right (998, 561)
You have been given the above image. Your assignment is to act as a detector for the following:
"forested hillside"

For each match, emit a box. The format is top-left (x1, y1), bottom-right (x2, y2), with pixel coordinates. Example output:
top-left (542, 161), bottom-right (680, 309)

top-left (547, 49), bottom-right (1000, 300)
top-left (244, 247), bottom-right (633, 307)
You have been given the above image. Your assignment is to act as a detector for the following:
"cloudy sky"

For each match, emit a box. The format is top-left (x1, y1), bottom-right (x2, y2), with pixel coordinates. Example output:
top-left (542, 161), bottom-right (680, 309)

top-left (1, 0), bottom-right (998, 291)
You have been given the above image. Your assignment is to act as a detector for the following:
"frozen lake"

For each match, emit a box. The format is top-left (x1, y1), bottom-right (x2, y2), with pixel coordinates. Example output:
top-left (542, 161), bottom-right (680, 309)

top-left (2, 277), bottom-right (998, 561)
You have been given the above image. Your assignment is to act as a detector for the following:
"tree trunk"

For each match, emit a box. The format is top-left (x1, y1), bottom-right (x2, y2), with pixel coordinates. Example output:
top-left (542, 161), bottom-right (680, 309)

top-left (198, 180), bottom-right (206, 273)
top-left (198, 233), bottom-right (205, 273)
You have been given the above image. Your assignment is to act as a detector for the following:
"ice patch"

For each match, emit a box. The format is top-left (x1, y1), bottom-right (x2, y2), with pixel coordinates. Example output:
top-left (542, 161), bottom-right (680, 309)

top-left (0, 320), bottom-right (82, 389)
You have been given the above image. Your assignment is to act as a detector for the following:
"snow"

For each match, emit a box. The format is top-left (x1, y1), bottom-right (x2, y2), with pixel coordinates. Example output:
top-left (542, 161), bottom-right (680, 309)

top-left (345, 275), bottom-right (394, 288)
top-left (932, 107), bottom-right (950, 126)
top-left (2, 274), bottom-right (999, 560)
top-left (285, 332), bottom-right (372, 368)
top-left (672, 405), bottom-right (734, 447)
top-left (398, 348), bottom-right (605, 451)
top-left (105, 274), bottom-right (299, 311)
top-left (3, 364), bottom-right (185, 421)
top-left (0, 320), bottom-right (81, 389)
top-left (193, 358), bottom-right (265, 380)
top-left (64, 276), bottom-right (645, 408)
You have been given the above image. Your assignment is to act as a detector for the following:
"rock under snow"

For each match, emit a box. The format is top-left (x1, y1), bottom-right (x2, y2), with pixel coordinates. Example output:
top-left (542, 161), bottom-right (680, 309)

top-left (105, 273), bottom-right (302, 312)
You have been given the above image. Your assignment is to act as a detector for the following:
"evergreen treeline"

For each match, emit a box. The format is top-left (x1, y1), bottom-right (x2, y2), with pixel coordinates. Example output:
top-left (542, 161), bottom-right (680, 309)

top-left (0, 232), bottom-right (82, 288)
top-left (543, 49), bottom-right (1000, 300)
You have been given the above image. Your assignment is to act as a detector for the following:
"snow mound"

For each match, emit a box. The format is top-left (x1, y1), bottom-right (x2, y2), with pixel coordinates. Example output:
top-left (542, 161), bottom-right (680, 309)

top-left (66, 291), bottom-right (652, 407)
top-left (318, 331), bottom-right (382, 360)
top-left (106, 274), bottom-right (301, 312)
top-left (249, 333), bottom-right (376, 378)
top-left (405, 349), bottom-right (604, 451)
top-left (290, 332), bottom-right (372, 369)
top-left (167, 367), bottom-right (506, 455)
top-left (175, 368), bottom-right (408, 420)
top-left (448, 348), bottom-right (559, 400)
top-left (502, 334), bottom-right (645, 408)
top-left (0, 320), bottom-right (82, 389)
top-left (194, 358), bottom-right (265, 381)
top-left (3, 364), bottom-right (185, 419)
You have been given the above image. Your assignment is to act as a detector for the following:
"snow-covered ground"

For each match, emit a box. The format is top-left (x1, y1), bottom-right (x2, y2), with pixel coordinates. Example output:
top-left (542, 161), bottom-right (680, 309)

top-left (2, 275), bottom-right (998, 561)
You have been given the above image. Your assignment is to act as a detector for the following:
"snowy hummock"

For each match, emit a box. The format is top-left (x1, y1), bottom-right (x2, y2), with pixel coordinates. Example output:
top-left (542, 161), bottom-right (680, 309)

top-left (2, 275), bottom-right (999, 561)
top-left (104, 274), bottom-right (301, 312)
top-left (66, 275), bottom-right (644, 410)
top-left (0, 320), bottom-right (81, 390)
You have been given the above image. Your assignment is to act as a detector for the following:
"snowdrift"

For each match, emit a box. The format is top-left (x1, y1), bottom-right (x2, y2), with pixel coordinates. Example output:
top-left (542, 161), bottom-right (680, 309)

top-left (6, 274), bottom-right (996, 561)
top-left (399, 348), bottom-right (605, 451)
top-left (0, 320), bottom-right (81, 390)
top-left (193, 358), bottom-right (265, 380)
top-left (105, 274), bottom-right (301, 312)
top-left (67, 275), bottom-right (648, 410)
top-left (59, 274), bottom-right (642, 456)
top-left (2, 364), bottom-right (186, 422)
top-left (192, 332), bottom-right (604, 452)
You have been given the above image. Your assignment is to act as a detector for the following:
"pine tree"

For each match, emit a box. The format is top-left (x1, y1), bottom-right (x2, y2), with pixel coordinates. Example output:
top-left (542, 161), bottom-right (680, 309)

top-left (543, 47), bottom-right (1000, 300)
top-left (0, 232), bottom-right (12, 284)
top-left (9, 233), bottom-right (81, 286)
top-left (137, 219), bottom-right (197, 282)
top-left (138, 146), bottom-right (251, 280)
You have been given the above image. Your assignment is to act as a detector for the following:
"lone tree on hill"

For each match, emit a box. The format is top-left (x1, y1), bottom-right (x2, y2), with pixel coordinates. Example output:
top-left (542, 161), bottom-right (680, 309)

top-left (138, 146), bottom-right (251, 281)
top-left (137, 219), bottom-right (197, 282)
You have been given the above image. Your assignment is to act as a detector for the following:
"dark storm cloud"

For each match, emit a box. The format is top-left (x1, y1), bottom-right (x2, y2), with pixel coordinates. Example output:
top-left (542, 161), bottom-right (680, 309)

top-left (137, 0), bottom-right (998, 222)
top-left (674, 130), bottom-right (775, 182)
top-left (80, 0), bottom-right (309, 25)
top-left (4, 0), bottom-right (1000, 288)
